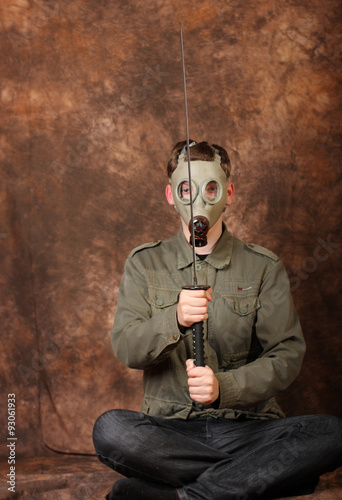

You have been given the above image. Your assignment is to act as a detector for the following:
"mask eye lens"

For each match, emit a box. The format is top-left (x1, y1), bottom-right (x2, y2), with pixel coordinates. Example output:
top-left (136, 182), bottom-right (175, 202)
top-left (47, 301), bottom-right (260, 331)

top-left (203, 180), bottom-right (220, 203)
top-left (178, 181), bottom-right (195, 204)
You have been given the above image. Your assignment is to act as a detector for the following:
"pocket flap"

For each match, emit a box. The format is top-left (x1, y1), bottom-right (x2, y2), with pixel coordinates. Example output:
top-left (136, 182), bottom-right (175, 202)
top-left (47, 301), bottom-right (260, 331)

top-left (148, 288), bottom-right (180, 309)
top-left (223, 295), bottom-right (260, 316)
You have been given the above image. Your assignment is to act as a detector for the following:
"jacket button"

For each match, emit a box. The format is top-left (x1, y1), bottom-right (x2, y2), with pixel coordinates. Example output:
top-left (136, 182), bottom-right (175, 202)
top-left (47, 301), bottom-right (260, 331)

top-left (172, 334), bottom-right (178, 341)
top-left (196, 263), bottom-right (202, 271)
top-left (156, 299), bottom-right (164, 306)
top-left (240, 306), bottom-right (248, 314)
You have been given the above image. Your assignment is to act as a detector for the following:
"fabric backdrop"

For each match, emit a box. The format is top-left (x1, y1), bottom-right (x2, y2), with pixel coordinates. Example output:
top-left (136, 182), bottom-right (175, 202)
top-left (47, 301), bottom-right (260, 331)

top-left (1, 0), bottom-right (341, 457)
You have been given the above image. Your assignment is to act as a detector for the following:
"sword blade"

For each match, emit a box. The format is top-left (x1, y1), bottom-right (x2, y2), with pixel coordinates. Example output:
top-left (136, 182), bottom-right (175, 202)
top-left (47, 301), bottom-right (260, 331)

top-left (179, 21), bottom-right (198, 287)
top-left (179, 22), bottom-right (207, 367)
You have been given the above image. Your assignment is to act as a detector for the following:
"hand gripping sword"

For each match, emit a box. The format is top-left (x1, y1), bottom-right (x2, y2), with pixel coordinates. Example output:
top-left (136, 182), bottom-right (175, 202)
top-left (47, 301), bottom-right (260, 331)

top-left (179, 22), bottom-right (209, 367)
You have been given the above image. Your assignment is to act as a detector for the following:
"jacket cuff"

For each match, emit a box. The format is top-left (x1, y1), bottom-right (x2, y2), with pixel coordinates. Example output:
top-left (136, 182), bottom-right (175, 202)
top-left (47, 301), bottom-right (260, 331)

top-left (163, 304), bottom-right (184, 343)
top-left (216, 371), bottom-right (239, 408)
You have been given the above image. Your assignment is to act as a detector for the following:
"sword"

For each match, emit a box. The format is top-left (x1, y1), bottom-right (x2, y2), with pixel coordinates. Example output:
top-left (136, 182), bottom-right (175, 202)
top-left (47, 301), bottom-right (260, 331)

top-left (179, 21), bottom-right (209, 368)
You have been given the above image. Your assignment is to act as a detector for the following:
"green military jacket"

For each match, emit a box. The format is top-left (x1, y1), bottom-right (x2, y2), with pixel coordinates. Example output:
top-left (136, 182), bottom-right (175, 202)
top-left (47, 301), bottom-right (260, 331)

top-left (111, 224), bottom-right (305, 420)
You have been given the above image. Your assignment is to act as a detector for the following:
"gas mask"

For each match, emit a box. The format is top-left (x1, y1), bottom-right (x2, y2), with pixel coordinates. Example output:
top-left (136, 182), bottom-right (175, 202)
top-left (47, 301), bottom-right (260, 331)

top-left (170, 146), bottom-right (228, 247)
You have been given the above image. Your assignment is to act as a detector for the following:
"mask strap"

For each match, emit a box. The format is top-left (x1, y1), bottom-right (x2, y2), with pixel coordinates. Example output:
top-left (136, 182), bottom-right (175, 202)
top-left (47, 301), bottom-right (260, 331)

top-left (177, 142), bottom-right (221, 165)
top-left (211, 145), bottom-right (221, 164)
top-left (177, 141), bottom-right (197, 164)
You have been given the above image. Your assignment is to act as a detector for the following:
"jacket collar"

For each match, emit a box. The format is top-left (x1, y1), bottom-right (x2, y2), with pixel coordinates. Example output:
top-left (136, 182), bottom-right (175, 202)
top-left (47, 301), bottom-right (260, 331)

top-left (176, 223), bottom-right (233, 270)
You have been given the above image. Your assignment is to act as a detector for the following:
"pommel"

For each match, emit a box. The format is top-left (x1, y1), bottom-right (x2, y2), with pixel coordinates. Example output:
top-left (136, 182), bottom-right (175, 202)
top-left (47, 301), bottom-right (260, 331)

top-left (189, 216), bottom-right (209, 247)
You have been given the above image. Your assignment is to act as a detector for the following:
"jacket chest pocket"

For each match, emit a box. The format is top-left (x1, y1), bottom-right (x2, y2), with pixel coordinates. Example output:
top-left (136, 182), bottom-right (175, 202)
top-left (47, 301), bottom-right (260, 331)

top-left (147, 288), bottom-right (180, 312)
top-left (211, 282), bottom-right (261, 356)
top-left (223, 294), bottom-right (260, 316)
top-left (217, 278), bottom-right (261, 317)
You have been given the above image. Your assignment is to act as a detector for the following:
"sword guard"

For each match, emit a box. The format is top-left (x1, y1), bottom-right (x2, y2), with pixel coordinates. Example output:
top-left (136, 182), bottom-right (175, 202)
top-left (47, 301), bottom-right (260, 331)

top-left (182, 285), bottom-right (210, 291)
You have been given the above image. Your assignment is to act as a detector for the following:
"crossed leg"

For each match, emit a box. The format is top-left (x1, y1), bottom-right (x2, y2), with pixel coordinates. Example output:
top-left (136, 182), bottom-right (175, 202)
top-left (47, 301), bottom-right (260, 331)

top-left (93, 410), bottom-right (342, 500)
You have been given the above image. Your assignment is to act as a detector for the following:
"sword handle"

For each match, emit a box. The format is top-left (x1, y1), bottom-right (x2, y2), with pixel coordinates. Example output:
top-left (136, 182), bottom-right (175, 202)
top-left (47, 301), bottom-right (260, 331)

top-left (182, 284), bottom-right (210, 367)
top-left (192, 321), bottom-right (205, 367)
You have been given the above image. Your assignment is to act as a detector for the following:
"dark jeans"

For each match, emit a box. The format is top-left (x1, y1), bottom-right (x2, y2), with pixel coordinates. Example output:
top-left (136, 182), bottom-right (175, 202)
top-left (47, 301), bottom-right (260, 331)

top-left (93, 409), bottom-right (342, 499)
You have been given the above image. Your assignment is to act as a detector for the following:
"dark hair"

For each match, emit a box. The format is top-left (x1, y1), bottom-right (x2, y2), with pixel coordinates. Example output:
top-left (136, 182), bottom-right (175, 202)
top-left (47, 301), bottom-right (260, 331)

top-left (167, 140), bottom-right (231, 180)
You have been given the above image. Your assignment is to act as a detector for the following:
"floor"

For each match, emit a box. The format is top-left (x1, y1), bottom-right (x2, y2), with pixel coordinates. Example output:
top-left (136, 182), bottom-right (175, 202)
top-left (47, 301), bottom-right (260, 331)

top-left (0, 456), bottom-right (341, 499)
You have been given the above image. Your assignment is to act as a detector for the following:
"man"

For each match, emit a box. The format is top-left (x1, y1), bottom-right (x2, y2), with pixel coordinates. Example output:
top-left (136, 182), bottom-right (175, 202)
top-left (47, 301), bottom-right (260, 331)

top-left (93, 140), bottom-right (342, 500)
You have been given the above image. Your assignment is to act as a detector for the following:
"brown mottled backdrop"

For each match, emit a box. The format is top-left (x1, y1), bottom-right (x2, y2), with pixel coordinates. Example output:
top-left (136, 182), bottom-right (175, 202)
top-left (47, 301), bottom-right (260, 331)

top-left (1, 0), bottom-right (341, 458)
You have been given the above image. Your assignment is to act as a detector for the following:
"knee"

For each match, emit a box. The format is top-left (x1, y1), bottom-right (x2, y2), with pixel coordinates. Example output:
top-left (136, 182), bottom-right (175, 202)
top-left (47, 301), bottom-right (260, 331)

top-left (320, 415), bottom-right (342, 467)
top-left (92, 409), bottom-right (114, 456)
top-left (307, 414), bottom-right (342, 436)
top-left (302, 415), bottom-right (342, 454)
top-left (93, 409), bottom-right (136, 457)
top-left (324, 415), bottom-right (342, 447)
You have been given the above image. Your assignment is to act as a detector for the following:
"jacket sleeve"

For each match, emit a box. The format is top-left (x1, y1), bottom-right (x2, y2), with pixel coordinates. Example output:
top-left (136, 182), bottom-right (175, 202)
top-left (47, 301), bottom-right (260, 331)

top-left (216, 259), bottom-right (306, 409)
top-left (111, 255), bottom-right (185, 369)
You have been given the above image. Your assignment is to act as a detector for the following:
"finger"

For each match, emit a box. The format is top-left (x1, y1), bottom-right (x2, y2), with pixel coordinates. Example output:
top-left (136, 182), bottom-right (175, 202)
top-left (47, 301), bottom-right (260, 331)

top-left (183, 309), bottom-right (208, 319)
top-left (189, 394), bottom-right (212, 404)
top-left (181, 289), bottom-right (208, 299)
top-left (187, 366), bottom-right (207, 377)
top-left (186, 314), bottom-right (209, 325)
top-left (186, 298), bottom-right (209, 308)
top-left (188, 386), bottom-right (210, 400)
top-left (179, 301), bottom-right (208, 315)
top-left (188, 385), bottom-right (205, 396)
top-left (186, 359), bottom-right (195, 371)
top-left (183, 303), bottom-right (208, 314)
top-left (188, 379), bottom-right (205, 389)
